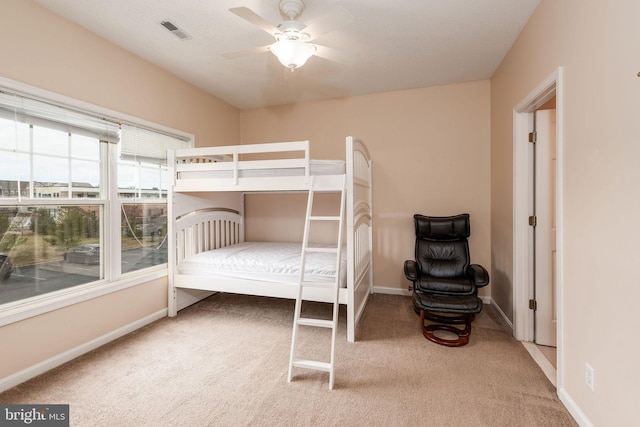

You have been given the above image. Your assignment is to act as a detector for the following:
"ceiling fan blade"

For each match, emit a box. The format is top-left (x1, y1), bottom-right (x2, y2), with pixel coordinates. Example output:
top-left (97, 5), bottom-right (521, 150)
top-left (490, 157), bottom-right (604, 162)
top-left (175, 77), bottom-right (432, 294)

top-left (229, 7), bottom-right (280, 36)
top-left (222, 45), bottom-right (270, 60)
top-left (304, 6), bottom-right (353, 41)
top-left (313, 44), bottom-right (357, 66)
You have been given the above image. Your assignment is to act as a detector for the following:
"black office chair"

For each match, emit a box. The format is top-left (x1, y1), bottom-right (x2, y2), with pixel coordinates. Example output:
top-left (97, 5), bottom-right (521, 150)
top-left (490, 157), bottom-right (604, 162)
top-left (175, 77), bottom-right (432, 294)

top-left (404, 214), bottom-right (489, 346)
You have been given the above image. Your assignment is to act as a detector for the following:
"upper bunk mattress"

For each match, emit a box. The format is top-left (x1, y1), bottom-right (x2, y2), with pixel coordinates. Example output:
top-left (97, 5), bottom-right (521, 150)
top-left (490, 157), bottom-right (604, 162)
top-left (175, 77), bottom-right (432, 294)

top-left (177, 159), bottom-right (345, 180)
top-left (178, 241), bottom-right (347, 287)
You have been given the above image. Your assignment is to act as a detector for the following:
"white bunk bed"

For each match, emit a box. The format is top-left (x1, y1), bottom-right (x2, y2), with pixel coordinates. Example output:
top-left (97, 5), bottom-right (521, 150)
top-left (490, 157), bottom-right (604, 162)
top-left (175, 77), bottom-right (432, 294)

top-left (167, 136), bottom-right (373, 342)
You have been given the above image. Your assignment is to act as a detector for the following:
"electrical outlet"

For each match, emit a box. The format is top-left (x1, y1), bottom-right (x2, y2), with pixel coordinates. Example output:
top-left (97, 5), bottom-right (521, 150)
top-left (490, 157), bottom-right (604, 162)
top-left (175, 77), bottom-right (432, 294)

top-left (585, 363), bottom-right (594, 391)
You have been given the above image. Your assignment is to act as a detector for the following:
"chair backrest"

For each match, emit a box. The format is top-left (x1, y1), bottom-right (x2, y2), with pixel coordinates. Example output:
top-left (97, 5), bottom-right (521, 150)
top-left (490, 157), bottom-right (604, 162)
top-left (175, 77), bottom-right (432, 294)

top-left (413, 214), bottom-right (470, 278)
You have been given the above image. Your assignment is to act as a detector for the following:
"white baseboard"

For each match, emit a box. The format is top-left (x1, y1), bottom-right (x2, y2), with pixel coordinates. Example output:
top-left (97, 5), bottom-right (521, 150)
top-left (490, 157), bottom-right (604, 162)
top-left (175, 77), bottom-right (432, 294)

top-left (372, 285), bottom-right (411, 296)
top-left (0, 309), bottom-right (167, 393)
top-left (517, 314), bottom-right (590, 427)
top-left (522, 341), bottom-right (557, 387)
top-left (558, 387), bottom-right (593, 427)
top-left (490, 297), bottom-right (513, 330)
top-left (373, 286), bottom-right (492, 306)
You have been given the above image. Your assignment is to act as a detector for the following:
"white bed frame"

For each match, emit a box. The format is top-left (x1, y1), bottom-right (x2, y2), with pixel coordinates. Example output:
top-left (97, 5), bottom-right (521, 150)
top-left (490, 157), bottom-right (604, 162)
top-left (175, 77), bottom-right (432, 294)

top-left (167, 136), bottom-right (373, 342)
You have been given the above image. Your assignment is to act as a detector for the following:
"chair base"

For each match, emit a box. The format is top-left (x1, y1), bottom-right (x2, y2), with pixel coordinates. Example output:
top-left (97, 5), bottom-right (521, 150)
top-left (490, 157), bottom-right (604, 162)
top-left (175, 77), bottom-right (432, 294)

top-left (420, 310), bottom-right (474, 347)
top-left (413, 293), bottom-right (482, 347)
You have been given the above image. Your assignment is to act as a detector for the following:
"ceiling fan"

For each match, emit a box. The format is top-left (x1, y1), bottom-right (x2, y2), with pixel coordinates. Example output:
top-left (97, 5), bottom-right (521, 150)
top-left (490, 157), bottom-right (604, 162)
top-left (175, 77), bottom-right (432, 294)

top-left (223, 0), bottom-right (354, 70)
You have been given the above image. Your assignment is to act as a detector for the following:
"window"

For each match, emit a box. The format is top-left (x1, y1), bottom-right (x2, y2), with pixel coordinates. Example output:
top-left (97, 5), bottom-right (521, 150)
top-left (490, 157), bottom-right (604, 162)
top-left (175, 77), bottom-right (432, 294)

top-left (0, 87), bottom-right (190, 309)
top-left (118, 125), bottom-right (185, 274)
top-left (0, 205), bottom-right (102, 305)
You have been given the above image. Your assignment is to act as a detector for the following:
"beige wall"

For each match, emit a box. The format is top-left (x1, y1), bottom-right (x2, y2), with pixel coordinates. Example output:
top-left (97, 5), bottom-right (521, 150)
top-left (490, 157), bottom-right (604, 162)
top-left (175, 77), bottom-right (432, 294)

top-left (0, 0), bottom-right (239, 380)
top-left (8, 0), bottom-right (635, 422)
top-left (491, 0), bottom-right (640, 424)
top-left (0, 0), bottom-right (238, 147)
top-left (241, 81), bottom-right (492, 293)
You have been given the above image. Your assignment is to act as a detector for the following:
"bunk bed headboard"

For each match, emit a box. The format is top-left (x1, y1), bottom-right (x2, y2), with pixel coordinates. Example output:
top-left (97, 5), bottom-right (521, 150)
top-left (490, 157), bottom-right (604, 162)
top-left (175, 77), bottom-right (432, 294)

top-left (173, 208), bottom-right (243, 265)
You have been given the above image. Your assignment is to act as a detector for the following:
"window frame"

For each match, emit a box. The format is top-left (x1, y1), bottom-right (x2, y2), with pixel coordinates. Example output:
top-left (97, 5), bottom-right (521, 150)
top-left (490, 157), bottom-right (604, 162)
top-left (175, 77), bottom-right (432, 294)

top-left (0, 76), bottom-right (193, 327)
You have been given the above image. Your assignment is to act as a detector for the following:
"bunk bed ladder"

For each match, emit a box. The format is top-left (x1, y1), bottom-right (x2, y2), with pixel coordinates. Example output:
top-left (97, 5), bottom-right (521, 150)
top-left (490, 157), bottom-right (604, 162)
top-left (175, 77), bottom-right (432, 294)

top-left (288, 175), bottom-right (346, 390)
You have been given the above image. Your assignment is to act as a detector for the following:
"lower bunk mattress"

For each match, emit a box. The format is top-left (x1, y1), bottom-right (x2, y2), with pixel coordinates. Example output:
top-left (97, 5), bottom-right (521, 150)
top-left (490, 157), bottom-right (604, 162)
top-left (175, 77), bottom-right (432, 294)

top-left (178, 242), bottom-right (347, 287)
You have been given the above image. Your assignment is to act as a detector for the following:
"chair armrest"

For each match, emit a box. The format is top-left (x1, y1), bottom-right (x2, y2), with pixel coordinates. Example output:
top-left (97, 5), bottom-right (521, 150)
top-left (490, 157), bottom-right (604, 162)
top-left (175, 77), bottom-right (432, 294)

top-left (468, 264), bottom-right (490, 288)
top-left (404, 260), bottom-right (420, 283)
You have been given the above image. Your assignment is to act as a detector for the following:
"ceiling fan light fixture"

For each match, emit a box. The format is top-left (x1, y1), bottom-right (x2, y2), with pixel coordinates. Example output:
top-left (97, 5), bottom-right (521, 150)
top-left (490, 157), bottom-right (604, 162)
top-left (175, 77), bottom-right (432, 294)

top-left (270, 39), bottom-right (316, 69)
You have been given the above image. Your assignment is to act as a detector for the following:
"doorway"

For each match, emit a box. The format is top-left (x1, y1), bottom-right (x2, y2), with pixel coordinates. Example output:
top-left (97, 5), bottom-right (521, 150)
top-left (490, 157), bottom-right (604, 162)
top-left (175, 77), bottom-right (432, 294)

top-left (532, 106), bottom-right (557, 365)
top-left (512, 68), bottom-right (563, 389)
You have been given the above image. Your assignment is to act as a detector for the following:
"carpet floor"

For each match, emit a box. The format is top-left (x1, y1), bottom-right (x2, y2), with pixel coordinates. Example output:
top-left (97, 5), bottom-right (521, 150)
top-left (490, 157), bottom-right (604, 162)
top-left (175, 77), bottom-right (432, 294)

top-left (0, 293), bottom-right (577, 426)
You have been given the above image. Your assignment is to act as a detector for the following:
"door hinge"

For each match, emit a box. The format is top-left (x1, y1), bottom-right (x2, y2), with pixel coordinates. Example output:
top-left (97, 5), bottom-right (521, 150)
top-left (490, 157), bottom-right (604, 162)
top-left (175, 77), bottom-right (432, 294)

top-left (528, 215), bottom-right (537, 227)
top-left (529, 299), bottom-right (537, 311)
top-left (528, 131), bottom-right (537, 143)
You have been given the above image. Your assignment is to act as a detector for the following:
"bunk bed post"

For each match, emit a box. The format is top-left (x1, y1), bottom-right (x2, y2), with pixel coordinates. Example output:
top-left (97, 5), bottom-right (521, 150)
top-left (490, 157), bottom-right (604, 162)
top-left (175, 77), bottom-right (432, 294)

top-left (367, 149), bottom-right (374, 298)
top-left (345, 136), bottom-right (373, 342)
top-left (167, 149), bottom-right (178, 317)
top-left (232, 149), bottom-right (239, 186)
top-left (304, 140), bottom-right (310, 183)
top-left (240, 193), bottom-right (246, 243)
top-left (346, 136), bottom-right (356, 342)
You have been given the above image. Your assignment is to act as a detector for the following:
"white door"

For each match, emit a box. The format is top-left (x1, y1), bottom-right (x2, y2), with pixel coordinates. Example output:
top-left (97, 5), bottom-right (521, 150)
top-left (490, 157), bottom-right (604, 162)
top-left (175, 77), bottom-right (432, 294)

top-left (534, 109), bottom-right (557, 347)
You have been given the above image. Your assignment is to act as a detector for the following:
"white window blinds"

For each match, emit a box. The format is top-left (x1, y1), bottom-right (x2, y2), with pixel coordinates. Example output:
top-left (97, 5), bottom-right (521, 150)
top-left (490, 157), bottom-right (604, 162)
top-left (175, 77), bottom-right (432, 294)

top-left (0, 89), bottom-right (120, 143)
top-left (120, 124), bottom-right (190, 164)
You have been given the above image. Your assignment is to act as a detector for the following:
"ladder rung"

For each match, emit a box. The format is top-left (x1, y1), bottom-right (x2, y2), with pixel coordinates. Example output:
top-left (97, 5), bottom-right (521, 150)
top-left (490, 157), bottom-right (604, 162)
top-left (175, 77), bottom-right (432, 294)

top-left (292, 359), bottom-right (331, 373)
top-left (304, 247), bottom-right (338, 253)
top-left (309, 215), bottom-right (341, 221)
top-left (297, 318), bottom-right (334, 328)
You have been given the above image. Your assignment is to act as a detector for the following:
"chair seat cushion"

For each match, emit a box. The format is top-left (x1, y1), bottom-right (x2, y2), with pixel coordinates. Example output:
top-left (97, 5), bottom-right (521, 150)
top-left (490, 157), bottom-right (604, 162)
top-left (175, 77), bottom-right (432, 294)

top-left (417, 276), bottom-right (475, 295)
top-left (414, 292), bottom-right (483, 314)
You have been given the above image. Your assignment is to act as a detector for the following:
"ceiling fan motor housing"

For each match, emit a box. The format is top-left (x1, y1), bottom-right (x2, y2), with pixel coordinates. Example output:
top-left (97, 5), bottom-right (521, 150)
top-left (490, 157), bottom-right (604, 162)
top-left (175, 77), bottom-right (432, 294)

top-left (277, 20), bottom-right (308, 41)
top-left (279, 0), bottom-right (305, 20)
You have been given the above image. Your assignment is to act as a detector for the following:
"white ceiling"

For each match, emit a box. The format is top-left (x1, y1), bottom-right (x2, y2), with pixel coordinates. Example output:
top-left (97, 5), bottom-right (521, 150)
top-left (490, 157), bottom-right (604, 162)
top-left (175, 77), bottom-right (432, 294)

top-left (33, 0), bottom-right (540, 110)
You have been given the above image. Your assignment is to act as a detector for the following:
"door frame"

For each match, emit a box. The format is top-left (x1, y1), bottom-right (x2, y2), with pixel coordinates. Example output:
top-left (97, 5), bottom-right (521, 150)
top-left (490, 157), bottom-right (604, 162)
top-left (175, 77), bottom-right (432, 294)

top-left (512, 67), bottom-right (564, 388)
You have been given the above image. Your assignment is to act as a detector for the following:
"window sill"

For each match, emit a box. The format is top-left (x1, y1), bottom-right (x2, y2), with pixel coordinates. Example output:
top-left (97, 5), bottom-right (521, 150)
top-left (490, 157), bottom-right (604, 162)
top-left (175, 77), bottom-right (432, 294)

top-left (0, 266), bottom-right (168, 328)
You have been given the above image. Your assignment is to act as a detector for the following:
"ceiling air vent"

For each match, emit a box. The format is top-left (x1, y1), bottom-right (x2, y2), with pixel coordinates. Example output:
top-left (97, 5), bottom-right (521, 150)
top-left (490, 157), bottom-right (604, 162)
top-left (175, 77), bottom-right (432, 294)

top-left (161, 20), bottom-right (192, 40)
